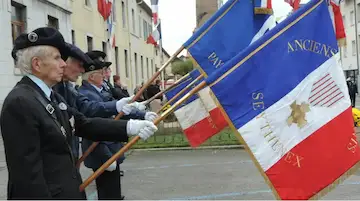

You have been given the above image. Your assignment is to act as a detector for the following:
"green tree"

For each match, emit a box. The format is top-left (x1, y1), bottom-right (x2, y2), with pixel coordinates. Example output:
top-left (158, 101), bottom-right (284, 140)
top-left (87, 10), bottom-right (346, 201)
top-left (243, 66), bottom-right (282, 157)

top-left (171, 59), bottom-right (194, 76)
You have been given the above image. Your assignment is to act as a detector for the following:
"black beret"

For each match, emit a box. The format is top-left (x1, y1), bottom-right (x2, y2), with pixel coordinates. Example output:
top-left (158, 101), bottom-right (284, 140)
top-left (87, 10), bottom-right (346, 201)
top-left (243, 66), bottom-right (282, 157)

top-left (86, 50), bottom-right (107, 61)
top-left (84, 60), bottom-right (109, 72)
top-left (65, 43), bottom-right (94, 67)
top-left (11, 27), bottom-right (68, 61)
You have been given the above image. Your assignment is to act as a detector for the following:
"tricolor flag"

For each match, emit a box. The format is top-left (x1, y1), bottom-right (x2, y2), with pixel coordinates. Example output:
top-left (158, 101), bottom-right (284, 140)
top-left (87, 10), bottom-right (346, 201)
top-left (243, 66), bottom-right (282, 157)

top-left (184, 0), bottom-right (276, 77)
top-left (164, 70), bottom-right (223, 147)
top-left (188, 71), bottom-right (228, 134)
top-left (205, 0), bottom-right (360, 199)
top-left (97, 0), bottom-right (113, 21)
top-left (329, 0), bottom-right (346, 46)
top-left (151, 0), bottom-right (159, 25)
top-left (146, 22), bottom-right (161, 46)
top-left (284, 0), bottom-right (301, 10)
top-left (107, 4), bottom-right (116, 48)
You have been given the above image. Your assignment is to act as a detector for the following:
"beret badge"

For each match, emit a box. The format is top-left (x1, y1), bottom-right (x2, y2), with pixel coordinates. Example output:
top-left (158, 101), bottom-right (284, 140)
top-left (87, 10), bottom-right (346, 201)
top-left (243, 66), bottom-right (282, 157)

top-left (28, 32), bottom-right (38, 42)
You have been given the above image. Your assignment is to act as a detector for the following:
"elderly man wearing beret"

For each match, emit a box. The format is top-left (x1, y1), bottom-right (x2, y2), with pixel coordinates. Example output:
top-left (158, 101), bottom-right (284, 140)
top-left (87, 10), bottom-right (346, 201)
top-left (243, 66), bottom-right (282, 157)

top-left (0, 27), bottom-right (158, 199)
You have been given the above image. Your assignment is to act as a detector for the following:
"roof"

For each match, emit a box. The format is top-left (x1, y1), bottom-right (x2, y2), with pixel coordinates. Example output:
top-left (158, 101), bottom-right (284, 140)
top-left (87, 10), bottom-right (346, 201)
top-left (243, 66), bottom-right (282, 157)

top-left (136, 0), bottom-right (152, 17)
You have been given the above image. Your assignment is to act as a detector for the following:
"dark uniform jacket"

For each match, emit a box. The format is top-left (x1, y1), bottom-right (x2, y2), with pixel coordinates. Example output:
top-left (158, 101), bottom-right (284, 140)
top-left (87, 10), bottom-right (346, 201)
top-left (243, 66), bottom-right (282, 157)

top-left (53, 81), bottom-right (119, 160)
top-left (0, 77), bottom-right (129, 199)
top-left (78, 81), bottom-right (128, 169)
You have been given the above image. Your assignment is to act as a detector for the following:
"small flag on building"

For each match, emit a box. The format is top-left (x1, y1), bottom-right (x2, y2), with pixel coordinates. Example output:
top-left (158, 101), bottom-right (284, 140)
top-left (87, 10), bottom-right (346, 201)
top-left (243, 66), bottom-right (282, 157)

top-left (97, 0), bottom-right (113, 21)
top-left (151, 0), bottom-right (159, 25)
top-left (146, 22), bottom-right (161, 46)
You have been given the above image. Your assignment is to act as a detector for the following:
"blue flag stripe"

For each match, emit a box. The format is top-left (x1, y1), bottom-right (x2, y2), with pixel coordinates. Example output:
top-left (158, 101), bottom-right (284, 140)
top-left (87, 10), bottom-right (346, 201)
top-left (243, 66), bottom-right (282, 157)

top-left (206, 0), bottom-right (337, 129)
top-left (208, 0), bottom-right (323, 87)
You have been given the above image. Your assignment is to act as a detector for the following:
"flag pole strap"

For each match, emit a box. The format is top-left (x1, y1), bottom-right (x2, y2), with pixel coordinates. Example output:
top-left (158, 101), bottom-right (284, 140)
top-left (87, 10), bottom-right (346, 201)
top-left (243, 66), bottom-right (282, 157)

top-left (75, 45), bottom-right (185, 168)
top-left (79, 81), bottom-right (207, 192)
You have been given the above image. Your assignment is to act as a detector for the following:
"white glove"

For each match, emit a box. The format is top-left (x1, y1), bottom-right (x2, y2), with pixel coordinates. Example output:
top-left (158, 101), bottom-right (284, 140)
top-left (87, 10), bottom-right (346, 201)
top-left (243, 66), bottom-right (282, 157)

top-left (145, 112), bottom-right (158, 122)
top-left (116, 96), bottom-right (133, 114)
top-left (126, 119), bottom-right (158, 140)
top-left (106, 161), bottom-right (117, 171)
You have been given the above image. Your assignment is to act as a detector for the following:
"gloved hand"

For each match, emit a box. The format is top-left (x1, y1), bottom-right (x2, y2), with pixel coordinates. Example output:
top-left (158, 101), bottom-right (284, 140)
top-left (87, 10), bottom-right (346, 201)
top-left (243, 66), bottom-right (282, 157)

top-left (145, 112), bottom-right (158, 122)
top-left (126, 119), bottom-right (158, 140)
top-left (106, 161), bottom-right (117, 171)
top-left (116, 96), bottom-right (134, 114)
top-left (123, 101), bottom-right (147, 112)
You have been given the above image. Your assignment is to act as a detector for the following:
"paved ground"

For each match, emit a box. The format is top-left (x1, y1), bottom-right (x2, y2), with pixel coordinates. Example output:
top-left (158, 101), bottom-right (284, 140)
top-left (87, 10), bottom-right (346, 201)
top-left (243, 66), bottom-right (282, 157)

top-left (1, 140), bottom-right (360, 199)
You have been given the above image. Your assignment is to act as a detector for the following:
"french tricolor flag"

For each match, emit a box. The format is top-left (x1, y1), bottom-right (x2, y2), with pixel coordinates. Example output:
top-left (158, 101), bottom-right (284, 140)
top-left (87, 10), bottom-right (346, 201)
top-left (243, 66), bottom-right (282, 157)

top-left (151, 0), bottom-right (159, 25)
top-left (146, 22), bottom-right (161, 46)
top-left (206, 0), bottom-right (360, 199)
top-left (165, 70), bottom-right (226, 147)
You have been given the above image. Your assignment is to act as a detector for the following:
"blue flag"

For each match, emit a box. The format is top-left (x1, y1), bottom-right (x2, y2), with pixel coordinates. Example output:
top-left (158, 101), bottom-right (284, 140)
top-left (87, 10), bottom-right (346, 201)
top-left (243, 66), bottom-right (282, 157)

top-left (183, 0), bottom-right (276, 77)
top-left (205, 0), bottom-right (360, 199)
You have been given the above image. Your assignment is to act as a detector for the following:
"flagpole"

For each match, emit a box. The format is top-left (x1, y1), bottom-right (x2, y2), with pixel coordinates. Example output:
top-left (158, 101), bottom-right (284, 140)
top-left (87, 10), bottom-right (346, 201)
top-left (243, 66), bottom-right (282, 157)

top-left (79, 80), bottom-right (208, 192)
top-left (159, 19), bottom-right (165, 90)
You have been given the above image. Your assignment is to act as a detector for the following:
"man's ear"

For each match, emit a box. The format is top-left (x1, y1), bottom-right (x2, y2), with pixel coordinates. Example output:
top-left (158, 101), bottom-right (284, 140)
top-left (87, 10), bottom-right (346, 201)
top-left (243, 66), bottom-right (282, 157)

top-left (31, 57), bottom-right (41, 73)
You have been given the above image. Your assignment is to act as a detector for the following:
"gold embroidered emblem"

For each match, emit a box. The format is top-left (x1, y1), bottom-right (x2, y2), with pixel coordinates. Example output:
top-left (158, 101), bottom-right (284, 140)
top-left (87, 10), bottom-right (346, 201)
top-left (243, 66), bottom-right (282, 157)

top-left (287, 101), bottom-right (310, 128)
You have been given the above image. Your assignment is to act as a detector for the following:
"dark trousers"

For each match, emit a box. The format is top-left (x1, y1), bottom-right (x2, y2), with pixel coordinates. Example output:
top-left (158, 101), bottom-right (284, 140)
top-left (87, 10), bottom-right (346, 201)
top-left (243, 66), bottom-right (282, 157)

top-left (351, 95), bottom-right (356, 107)
top-left (93, 164), bottom-right (122, 200)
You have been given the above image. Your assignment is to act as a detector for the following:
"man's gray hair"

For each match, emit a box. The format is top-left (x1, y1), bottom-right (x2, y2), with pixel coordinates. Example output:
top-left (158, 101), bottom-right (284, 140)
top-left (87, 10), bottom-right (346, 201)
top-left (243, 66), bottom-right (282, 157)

top-left (15, 45), bottom-right (52, 74)
top-left (82, 71), bottom-right (93, 81)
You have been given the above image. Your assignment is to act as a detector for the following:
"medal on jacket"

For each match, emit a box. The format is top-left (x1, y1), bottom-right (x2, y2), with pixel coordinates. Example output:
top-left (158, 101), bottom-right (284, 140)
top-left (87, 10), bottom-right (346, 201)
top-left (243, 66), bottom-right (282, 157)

top-left (59, 102), bottom-right (67, 110)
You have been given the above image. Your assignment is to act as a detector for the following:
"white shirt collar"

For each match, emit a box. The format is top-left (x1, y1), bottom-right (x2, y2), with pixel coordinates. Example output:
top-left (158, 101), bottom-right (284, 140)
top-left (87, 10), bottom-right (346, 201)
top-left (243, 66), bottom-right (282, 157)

top-left (27, 74), bottom-right (52, 100)
top-left (90, 84), bottom-right (103, 93)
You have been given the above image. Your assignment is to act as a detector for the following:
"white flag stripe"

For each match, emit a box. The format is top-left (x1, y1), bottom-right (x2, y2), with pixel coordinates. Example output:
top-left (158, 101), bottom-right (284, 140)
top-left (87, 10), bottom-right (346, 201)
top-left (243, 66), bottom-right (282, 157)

top-left (309, 83), bottom-right (337, 103)
top-left (313, 86), bottom-right (340, 106)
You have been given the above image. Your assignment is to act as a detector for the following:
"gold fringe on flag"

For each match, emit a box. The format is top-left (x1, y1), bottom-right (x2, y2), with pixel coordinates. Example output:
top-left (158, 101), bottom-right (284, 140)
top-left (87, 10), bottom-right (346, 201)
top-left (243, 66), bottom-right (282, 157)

top-left (254, 8), bottom-right (274, 15)
top-left (338, 37), bottom-right (346, 47)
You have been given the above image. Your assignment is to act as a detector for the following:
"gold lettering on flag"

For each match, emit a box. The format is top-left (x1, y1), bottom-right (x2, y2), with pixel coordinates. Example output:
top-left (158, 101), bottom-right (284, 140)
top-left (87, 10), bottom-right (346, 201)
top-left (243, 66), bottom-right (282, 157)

top-left (287, 39), bottom-right (337, 58)
top-left (257, 112), bottom-right (286, 156)
top-left (347, 132), bottom-right (358, 153)
top-left (252, 92), bottom-right (265, 110)
top-left (208, 52), bottom-right (225, 68)
top-left (284, 151), bottom-right (304, 168)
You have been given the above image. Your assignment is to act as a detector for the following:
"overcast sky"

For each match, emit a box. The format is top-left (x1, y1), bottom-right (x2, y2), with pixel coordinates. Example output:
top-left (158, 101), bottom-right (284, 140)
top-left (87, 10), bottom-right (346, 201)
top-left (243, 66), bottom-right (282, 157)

top-left (144, 0), bottom-right (302, 56)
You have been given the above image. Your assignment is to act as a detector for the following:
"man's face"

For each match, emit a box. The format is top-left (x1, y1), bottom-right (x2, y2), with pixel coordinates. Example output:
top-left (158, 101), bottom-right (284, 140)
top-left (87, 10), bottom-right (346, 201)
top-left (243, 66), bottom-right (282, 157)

top-left (32, 46), bottom-right (66, 86)
top-left (89, 70), bottom-right (104, 87)
top-left (64, 58), bottom-right (85, 82)
top-left (104, 67), bottom-right (111, 80)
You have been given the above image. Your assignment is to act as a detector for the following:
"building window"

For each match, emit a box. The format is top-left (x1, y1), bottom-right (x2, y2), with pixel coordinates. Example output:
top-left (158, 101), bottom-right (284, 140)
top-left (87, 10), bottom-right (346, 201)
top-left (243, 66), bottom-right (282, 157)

top-left (351, 10), bottom-right (355, 26)
top-left (148, 24), bottom-right (152, 36)
top-left (11, 1), bottom-right (26, 43)
top-left (141, 56), bottom-right (144, 80)
top-left (342, 15), bottom-right (346, 27)
top-left (155, 49), bottom-right (158, 56)
top-left (102, 41), bottom-right (107, 59)
top-left (151, 59), bottom-right (154, 75)
top-left (71, 30), bottom-right (75, 44)
top-left (115, 47), bottom-right (119, 75)
top-left (124, 49), bottom-right (129, 78)
top-left (85, 0), bottom-right (90, 6)
top-left (87, 36), bottom-right (93, 51)
top-left (134, 53), bottom-right (138, 85)
top-left (146, 57), bottom-right (149, 79)
top-left (143, 20), bottom-right (148, 39)
top-left (122, 1), bottom-right (126, 28)
top-left (352, 40), bottom-right (356, 56)
top-left (132, 9), bottom-right (135, 33)
top-left (48, 15), bottom-right (59, 30)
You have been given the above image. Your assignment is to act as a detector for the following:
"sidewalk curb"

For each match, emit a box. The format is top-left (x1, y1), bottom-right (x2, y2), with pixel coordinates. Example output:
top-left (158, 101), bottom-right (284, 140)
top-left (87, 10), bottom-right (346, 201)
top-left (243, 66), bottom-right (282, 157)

top-left (128, 145), bottom-right (244, 153)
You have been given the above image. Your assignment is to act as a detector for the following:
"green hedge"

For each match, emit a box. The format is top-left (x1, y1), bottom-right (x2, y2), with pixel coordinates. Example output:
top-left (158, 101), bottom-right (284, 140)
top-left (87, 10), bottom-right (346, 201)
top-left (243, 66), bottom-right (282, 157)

top-left (130, 127), bottom-right (241, 149)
